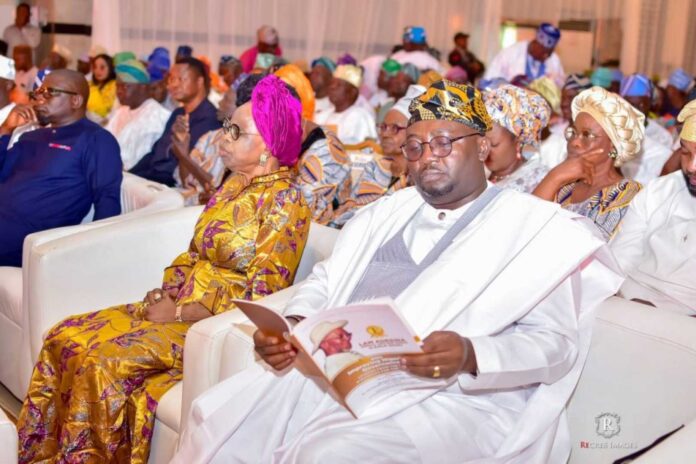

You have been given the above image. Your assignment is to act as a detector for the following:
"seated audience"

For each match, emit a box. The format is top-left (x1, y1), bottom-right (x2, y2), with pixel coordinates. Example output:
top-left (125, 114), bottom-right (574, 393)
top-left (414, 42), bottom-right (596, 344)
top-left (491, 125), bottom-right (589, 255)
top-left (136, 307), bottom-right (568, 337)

top-left (146, 47), bottom-right (175, 110)
top-left (240, 25), bottom-right (282, 73)
top-left (274, 64), bottom-right (352, 223)
top-left (448, 31), bottom-right (484, 82)
top-left (610, 99), bottom-right (696, 315)
top-left (485, 23), bottom-right (564, 87)
top-left (41, 44), bottom-right (71, 71)
top-left (0, 56), bottom-right (15, 125)
top-left (218, 55), bottom-right (243, 88)
top-left (391, 26), bottom-right (443, 73)
top-left (0, 70), bottom-right (122, 266)
top-left (368, 58), bottom-right (400, 109)
top-left (539, 73), bottom-right (592, 168)
top-left (12, 44), bottom-right (36, 96)
top-left (130, 57), bottom-right (220, 186)
top-left (16, 75), bottom-right (311, 463)
top-left (378, 62), bottom-right (420, 123)
top-left (173, 79), bottom-right (622, 464)
top-left (483, 84), bottom-right (551, 193)
top-left (309, 56), bottom-right (336, 120)
top-left (172, 84), bottom-right (236, 205)
top-left (619, 73), bottom-right (673, 184)
top-left (314, 64), bottom-right (377, 144)
top-left (330, 84), bottom-right (424, 226)
top-left (662, 68), bottom-right (692, 117)
top-left (86, 53), bottom-right (117, 123)
top-left (106, 59), bottom-right (171, 170)
top-left (533, 86), bottom-right (645, 239)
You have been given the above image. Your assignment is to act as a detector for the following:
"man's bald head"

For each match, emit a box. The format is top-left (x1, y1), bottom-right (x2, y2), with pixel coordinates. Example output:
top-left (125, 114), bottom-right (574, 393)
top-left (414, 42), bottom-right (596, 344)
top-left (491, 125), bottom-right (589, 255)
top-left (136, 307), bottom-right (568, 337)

top-left (47, 69), bottom-right (90, 107)
top-left (34, 70), bottom-right (90, 126)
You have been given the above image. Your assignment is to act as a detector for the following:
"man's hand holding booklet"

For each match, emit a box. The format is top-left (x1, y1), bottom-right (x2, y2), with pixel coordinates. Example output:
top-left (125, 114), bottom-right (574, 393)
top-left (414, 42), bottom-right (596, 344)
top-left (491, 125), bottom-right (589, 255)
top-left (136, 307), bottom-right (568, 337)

top-left (234, 297), bottom-right (448, 417)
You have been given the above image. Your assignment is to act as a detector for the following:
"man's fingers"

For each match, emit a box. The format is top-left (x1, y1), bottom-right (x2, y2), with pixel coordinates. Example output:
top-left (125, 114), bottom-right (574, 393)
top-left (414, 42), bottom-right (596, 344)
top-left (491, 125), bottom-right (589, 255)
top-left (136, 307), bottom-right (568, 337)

top-left (401, 352), bottom-right (452, 368)
top-left (261, 351), bottom-right (296, 367)
top-left (256, 342), bottom-right (295, 356)
top-left (273, 358), bottom-right (295, 371)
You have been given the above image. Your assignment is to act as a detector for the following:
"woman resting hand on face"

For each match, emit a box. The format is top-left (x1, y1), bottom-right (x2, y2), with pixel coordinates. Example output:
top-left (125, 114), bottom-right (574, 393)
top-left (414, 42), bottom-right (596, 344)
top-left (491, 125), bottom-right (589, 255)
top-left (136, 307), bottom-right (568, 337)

top-left (533, 86), bottom-right (645, 239)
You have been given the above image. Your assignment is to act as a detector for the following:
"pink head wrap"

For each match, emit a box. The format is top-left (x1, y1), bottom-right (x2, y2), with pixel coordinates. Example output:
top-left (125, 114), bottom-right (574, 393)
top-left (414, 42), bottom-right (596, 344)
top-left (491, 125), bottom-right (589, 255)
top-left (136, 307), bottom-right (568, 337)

top-left (251, 74), bottom-right (303, 167)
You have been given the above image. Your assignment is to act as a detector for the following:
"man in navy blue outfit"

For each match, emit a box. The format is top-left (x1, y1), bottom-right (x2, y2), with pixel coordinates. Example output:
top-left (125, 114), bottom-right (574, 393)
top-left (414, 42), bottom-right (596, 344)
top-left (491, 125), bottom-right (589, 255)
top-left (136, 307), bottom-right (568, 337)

top-left (0, 69), bottom-right (122, 266)
top-left (130, 57), bottom-right (221, 186)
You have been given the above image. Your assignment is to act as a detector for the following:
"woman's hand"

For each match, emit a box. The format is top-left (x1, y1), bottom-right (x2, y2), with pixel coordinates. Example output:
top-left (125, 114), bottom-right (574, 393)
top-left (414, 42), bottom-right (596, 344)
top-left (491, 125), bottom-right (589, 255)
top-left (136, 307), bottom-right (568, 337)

top-left (553, 155), bottom-right (595, 185)
top-left (253, 329), bottom-right (297, 371)
top-left (144, 288), bottom-right (167, 306)
top-left (400, 331), bottom-right (477, 379)
top-left (144, 292), bottom-right (177, 323)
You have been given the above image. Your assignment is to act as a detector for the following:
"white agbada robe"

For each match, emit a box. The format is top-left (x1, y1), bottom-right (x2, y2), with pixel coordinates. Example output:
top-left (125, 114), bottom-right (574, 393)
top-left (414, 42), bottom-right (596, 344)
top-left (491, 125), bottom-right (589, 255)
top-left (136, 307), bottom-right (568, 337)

top-left (610, 170), bottom-right (696, 314)
top-left (484, 41), bottom-right (565, 88)
top-left (391, 50), bottom-right (444, 74)
top-left (620, 122), bottom-right (673, 185)
top-left (173, 187), bottom-right (623, 464)
top-left (0, 102), bottom-right (16, 127)
top-left (313, 96), bottom-right (334, 123)
top-left (314, 102), bottom-right (377, 144)
top-left (105, 98), bottom-right (171, 170)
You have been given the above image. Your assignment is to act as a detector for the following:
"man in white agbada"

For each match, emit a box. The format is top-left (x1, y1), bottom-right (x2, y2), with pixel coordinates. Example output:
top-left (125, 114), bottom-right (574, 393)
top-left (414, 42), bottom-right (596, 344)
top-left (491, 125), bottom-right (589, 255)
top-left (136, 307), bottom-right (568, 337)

top-left (173, 80), bottom-right (622, 464)
top-left (391, 26), bottom-right (445, 74)
top-left (105, 59), bottom-right (171, 170)
top-left (314, 64), bottom-right (377, 144)
top-left (485, 23), bottom-right (565, 88)
top-left (618, 73), bottom-right (674, 185)
top-left (611, 100), bottom-right (696, 315)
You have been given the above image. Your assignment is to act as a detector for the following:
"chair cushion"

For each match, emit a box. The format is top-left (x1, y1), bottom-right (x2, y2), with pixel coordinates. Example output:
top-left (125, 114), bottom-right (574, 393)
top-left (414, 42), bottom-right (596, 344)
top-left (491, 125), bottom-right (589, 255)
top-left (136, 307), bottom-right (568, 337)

top-left (156, 381), bottom-right (182, 432)
top-left (0, 267), bottom-right (23, 325)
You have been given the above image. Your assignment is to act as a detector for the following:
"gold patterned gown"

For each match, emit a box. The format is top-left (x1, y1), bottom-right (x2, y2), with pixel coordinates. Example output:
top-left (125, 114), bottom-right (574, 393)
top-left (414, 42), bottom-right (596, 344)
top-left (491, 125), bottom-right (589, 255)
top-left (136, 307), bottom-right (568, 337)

top-left (17, 168), bottom-right (310, 464)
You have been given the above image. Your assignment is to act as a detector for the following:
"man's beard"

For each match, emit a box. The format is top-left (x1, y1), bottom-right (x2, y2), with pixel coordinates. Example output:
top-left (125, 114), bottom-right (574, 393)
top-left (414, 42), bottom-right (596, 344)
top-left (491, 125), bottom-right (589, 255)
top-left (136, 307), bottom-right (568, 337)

top-left (683, 170), bottom-right (696, 197)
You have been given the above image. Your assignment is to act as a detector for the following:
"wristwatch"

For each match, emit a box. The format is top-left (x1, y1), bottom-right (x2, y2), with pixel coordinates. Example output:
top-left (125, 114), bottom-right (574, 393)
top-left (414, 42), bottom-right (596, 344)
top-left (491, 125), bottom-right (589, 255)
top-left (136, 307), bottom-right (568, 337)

top-left (175, 305), bottom-right (184, 323)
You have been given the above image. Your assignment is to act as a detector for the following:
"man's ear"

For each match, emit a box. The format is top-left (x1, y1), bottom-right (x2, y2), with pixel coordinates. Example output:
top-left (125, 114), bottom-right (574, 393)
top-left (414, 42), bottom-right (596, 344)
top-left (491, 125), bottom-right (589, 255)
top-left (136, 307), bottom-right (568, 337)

top-left (71, 94), bottom-right (85, 110)
top-left (478, 135), bottom-right (491, 162)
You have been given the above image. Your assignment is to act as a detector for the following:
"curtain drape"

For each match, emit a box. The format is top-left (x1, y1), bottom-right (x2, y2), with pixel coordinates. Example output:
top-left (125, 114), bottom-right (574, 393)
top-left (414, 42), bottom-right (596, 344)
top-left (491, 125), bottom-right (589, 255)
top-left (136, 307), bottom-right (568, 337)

top-left (93, 0), bottom-right (693, 78)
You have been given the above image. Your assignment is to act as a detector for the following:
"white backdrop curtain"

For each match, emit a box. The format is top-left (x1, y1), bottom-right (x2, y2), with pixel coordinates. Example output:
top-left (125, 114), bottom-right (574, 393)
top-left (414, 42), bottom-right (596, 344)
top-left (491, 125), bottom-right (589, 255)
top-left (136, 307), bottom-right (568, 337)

top-left (93, 0), bottom-right (694, 78)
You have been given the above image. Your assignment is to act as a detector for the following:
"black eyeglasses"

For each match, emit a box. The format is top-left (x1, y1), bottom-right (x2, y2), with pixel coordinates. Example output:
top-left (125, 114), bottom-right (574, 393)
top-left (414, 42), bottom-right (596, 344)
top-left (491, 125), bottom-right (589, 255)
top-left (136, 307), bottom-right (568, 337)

top-left (28, 86), bottom-right (79, 101)
top-left (377, 123), bottom-right (407, 135)
top-left (400, 133), bottom-right (480, 161)
top-left (222, 118), bottom-right (261, 141)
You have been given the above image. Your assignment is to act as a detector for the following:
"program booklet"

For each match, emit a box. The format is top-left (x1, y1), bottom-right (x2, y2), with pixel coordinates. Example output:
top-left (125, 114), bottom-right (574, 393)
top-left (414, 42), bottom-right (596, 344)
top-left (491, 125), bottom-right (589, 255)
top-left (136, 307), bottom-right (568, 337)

top-left (233, 297), bottom-right (447, 417)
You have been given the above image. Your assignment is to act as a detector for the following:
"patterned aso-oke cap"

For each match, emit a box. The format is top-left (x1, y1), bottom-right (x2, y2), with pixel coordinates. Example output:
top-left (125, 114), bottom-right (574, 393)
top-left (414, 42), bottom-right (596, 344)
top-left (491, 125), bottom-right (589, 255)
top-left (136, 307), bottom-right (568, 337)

top-left (563, 73), bottom-right (592, 91)
top-left (408, 79), bottom-right (492, 134)
top-left (484, 84), bottom-right (551, 148)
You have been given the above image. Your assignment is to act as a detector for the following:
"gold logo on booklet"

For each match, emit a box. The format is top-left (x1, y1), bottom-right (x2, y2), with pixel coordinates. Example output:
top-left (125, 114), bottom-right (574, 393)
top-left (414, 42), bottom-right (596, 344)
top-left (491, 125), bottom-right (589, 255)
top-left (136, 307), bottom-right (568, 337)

top-left (366, 325), bottom-right (385, 337)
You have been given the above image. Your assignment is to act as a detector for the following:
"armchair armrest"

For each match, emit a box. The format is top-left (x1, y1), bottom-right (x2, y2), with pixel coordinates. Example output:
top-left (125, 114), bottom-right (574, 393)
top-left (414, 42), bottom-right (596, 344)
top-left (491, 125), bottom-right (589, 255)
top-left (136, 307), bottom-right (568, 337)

top-left (22, 207), bottom-right (202, 389)
top-left (180, 285), bottom-right (299, 426)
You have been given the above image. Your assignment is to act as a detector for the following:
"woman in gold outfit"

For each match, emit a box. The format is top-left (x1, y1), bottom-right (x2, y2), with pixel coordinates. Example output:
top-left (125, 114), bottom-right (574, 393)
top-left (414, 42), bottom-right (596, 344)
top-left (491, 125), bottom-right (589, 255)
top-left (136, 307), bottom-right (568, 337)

top-left (17, 75), bottom-right (311, 463)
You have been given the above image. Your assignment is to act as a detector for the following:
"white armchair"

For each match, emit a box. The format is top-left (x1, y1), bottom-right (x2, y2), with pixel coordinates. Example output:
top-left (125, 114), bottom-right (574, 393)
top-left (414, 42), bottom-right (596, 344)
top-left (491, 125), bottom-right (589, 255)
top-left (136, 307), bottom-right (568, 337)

top-left (0, 202), bottom-right (338, 463)
top-left (170, 297), bottom-right (696, 464)
top-left (0, 174), bottom-right (184, 398)
top-left (0, 407), bottom-right (17, 464)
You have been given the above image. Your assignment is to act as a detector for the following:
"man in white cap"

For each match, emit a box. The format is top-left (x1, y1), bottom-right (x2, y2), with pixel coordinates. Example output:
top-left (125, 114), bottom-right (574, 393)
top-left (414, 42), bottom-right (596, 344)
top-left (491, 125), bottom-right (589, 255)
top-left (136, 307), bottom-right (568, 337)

top-left (41, 44), bottom-right (72, 71)
top-left (314, 64), bottom-right (377, 144)
top-left (0, 56), bottom-right (16, 126)
top-left (310, 320), bottom-right (363, 381)
top-left (611, 99), bottom-right (696, 315)
top-left (2, 3), bottom-right (41, 56)
top-left (485, 23), bottom-right (565, 87)
top-left (240, 25), bottom-right (282, 73)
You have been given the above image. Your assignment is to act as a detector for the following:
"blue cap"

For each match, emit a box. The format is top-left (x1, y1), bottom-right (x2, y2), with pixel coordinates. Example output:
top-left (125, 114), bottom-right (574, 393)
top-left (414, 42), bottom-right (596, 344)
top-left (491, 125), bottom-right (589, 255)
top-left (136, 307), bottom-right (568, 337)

top-left (220, 55), bottom-right (240, 66)
top-left (311, 56), bottom-right (337, 73)
top-left (536, 23), bottom-right (561, 49)
top-left (404, 26), bottom-right (427, 45)
top-left (176, 45), bottom-right (193, 58)
top-left (620, 73), bottom-right (652, 98)
top-left (668, 68), bottom-right (693, 92)
top-left (147, 51), bottom-right (171, 82)
top-left (33, 68), bottom-right (51, 90)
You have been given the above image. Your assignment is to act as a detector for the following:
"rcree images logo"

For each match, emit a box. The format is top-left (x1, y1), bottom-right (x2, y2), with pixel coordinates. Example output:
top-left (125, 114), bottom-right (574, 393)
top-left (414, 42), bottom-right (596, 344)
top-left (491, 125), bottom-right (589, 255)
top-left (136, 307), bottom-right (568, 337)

top-left (595, 412), bottom-right (621, 439)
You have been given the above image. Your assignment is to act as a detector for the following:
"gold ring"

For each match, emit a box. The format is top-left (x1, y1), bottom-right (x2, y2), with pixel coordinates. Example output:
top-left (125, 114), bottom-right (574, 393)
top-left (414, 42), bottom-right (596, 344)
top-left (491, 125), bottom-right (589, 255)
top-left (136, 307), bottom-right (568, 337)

top-left (154, 291), bottom-right (163, 301)
top-left (432, 365), bottom-right (441, 378)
